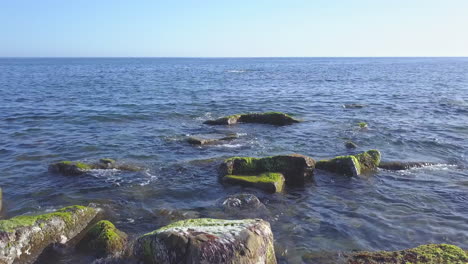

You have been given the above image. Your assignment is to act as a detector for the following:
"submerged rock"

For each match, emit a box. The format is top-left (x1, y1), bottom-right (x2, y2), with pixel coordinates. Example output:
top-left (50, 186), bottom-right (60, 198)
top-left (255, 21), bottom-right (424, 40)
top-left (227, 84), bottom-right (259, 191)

top-left (378, 161), bottom-right (437, 171)
top-left (204, 112), bottom-right (300, 126)
top-left (346, 243), bottom-right (467, 264)
top-left (357, 122), bottom-right (368, 129)
top-left (187, 134), bottom-right (238, 145)
top-left (343, 104), bottom-right (365, 109)
top-left (220, 154), bottom-right (315, 187)
top-left (0, 205), bottom-right (99, 264)
top-left (223, 173), bottom-right (285, 193)
top-left (133, 218), bottom-right (276, 264)
top-left (345, 141), bottom-right (358, 149)
top-left (49, 159), bottom-right (141, 175)
top-left (316, 150), bottom-right (381, 176)
top-left (222, 193), bottom-right (266, 212)
top-left (77, 220), bottom-right (127, 257)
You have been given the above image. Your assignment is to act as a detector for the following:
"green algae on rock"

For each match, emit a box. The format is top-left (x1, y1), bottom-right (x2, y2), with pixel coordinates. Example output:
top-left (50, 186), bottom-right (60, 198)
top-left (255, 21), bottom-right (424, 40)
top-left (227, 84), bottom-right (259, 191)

top-left (133, 218), bottom-right (276, 264)
top-left (204, 112), bottom-right (300, 126)
top-left (77, 220), bottom-right (127, 257)
top-left (357, 122), bottom-right (368, 128)
top-left (379, 161), bottom-right (437, 171)
top-left (223, 173), bottom-right (285, 193)
top-left (346, 243), bottom-right (467, 264)
top-left (220, 154), bottom-right (315, 186)
top-left (49, 159), bottom-right (142, 175)
top-left (0, 205), bottom-right (99, 264)
top-left (316, 150), bottom-right (381, 176)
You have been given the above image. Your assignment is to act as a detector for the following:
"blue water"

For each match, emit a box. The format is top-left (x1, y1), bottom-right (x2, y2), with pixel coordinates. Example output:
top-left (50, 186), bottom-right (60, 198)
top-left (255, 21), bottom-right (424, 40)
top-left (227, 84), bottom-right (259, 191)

top-left (0, 58), bottom-right (467, 263)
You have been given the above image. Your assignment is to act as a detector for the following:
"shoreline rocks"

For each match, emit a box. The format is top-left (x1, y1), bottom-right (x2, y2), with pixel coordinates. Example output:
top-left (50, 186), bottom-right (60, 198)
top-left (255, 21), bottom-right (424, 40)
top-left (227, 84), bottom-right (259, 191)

top-left (220, 154), bottom-right (315, 187)
top-left (77, 220), bottom-right (127, 257)
top-left (133, 218), bottom-right (276, 264)
top-left (204, 112), bottom-right (300, 126)
top-left (223, 173), bottom-right (285, 193)
top-left (0, 205), bottom-right (99, 264)
top-left (316, 150), bottom-right (381, 176)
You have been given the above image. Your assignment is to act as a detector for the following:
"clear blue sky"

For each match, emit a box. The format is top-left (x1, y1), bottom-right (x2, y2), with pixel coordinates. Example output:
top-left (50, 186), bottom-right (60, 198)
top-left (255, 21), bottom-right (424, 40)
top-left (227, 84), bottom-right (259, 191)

top-left (1, 0), bottom-right (467, 57)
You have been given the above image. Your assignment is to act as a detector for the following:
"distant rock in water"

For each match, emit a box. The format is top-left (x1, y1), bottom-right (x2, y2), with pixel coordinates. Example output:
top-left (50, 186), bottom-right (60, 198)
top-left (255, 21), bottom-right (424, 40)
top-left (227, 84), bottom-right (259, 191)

top-left (378, 161), bottom-right (438, 171)
top-left (345, 141), bottom-right (358, 149)
top-left (344, 243), bottom-right (467, 264)
top-left (48, 159), bottom-right (141, 176)
top-left (77, 220), bottom-right (127, 257)
top-left (133, 218), bottom-right (276, 264)
top-left (0, 205), bottom-right (99, 264)
top-left (186, 133), bottom-right (238, 145)
top-left (357, 122), bottom-right (368, 129)
top-left (220, 154), bottom-right (315, 187)
top-left (222, 193), bottom-right (267, 212)
top-left (316, 150), bottom-right (381, 176)
top-left (343, 104), bottom-right (365, 109)
top-left (204, 112), bottom-right (300, 126)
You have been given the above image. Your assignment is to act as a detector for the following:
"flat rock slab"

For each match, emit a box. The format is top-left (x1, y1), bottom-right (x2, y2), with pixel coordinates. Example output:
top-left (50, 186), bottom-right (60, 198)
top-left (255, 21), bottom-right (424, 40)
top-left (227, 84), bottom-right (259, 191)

top-left (187, 134), bottom-right (238, 145)
top-left (204, 112), bottom-right (300, 126)
top-left (134, 218), bottom-right (276, 264)
top-left (0, 205), bottom-right (99, 264)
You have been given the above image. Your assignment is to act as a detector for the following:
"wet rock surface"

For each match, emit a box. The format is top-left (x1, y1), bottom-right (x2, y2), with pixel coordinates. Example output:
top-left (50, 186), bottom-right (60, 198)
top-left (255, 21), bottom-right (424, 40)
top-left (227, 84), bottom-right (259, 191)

top-left (378, 161), bottom-right (438, 171)
top-left (204, 112), bottom-right (300, 126)
top-left (0, 205), bottom-right (99, 264)
top-left (316, 150), bottom-right (381, 176)
top-left (186, 133), bottom-right (238, 145)
top-left (133, 218), bottom-right (276, 264)
top-left (77, 220), bottom-right (127, 257)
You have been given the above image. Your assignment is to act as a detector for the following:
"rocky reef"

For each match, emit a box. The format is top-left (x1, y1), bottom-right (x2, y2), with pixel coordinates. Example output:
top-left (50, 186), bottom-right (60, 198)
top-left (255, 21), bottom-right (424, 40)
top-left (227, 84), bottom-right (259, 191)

top-left (316, 150), bottom-right (381, 176)
top-left (379, 161), bottom-right (437, 171)
top-left (77, 220), bottom-right (127, 257)
top-left (0, 205), bottom-right (99, 264)
top-left (133, 218), bottom-right (276, 264)
top-left (346, 243), bottom-right (467, 264)
top-left (220, 154), bottom-right (315, 188)
top-left (204, 112), bottom-right (300, 126)
top-left (48, 159), bottom-right (141, 176)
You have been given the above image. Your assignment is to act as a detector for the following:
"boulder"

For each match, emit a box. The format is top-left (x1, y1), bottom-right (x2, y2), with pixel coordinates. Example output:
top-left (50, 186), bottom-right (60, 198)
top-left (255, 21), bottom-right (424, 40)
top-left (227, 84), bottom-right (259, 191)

top-left (49, 159), bottom-right (141, 175)
top-left (0, 205), bottom-right (99, 264)
top-left (77, 220), bottom-right (127, 257)
top-left (223, 173), bottom-right (285, 193)
top-left (220, 154), bottom-right (315, 186)
top-left (379, 161), bottom-right (437, 171)
top-left (133, 218), bottom-right (276, 264)
top-left (222, 194), bottom-right (266, 212)
top-left (346, 243), bottom-right (467, 264)
top-left (204, 112), bottom-right (300, 126)
top-left (187, 134), bottom-right (238, 145)
top-left (316, 150), bottom-right (381, 176)
top-left (345, 141), bottom-right (358, 149)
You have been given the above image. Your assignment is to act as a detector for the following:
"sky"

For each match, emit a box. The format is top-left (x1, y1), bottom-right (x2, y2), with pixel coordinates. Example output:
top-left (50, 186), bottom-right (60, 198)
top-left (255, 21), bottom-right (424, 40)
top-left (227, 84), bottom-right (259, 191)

top-left (1, 0), bottom-right (468, 57)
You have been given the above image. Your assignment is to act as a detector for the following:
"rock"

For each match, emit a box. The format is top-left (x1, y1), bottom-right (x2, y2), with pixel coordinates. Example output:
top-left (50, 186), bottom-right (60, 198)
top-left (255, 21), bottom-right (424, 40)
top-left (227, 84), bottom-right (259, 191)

top-left (379, 161), bottom-right (437, 171)
top-left (0, 205), bottom-right (99, 264)
top-left (345, 141), bottom-right (358, 149)
top-left (220, 154), bottom-right (315, 186)
top-left (204, 112), bottom-right (300, 126)
top-left (48, 161), bottom-right (93, 175)
top-left (223, 173), bottom-right (285, 193)
top-left (77, 220), bottom-right (127, 257)
top-left (222, 194), bottom-right (266, 212)
top-left (343, 104), bottom-right (365, 109)
top-left (187, 134), bottom-right (238, 145)
top-left (133, 218), bottom-right (276, 264)
top-left (346, 243), bottom-right (467, 264)
top-left (49, 159), bottom-right (141, 175)
top-left (0, 188), bottom-right (2, 212)
top-left (316, 150), bottom-right (381, 176)
top-left (357, 122), bottom-right (368, 129)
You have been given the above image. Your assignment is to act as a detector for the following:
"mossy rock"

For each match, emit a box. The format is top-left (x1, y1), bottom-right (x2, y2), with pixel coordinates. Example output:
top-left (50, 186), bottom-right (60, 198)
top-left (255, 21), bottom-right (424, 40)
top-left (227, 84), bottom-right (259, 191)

top-left (346, 243), bottom-right (468, 264)
top-left (379, 161), bottom-right (437, 171)
top-left (133, 218), bottom-right (276, 264)
top-left (0, 205), bottom-right (99, 264)
top-left (77, 220), bottom-right (127, 257)
top-left (48, 161), bottom-right (93, 175)
top-left (220, 154), bottom-right (315, 186)
top-left (223, 173), bottom-right (285, 193)
top-left (316, 150), bottom-right (381, 176)
top-left (204, 112), bottom-right (300, 126)
top-left (358, 122), bottom-right (368, 128)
